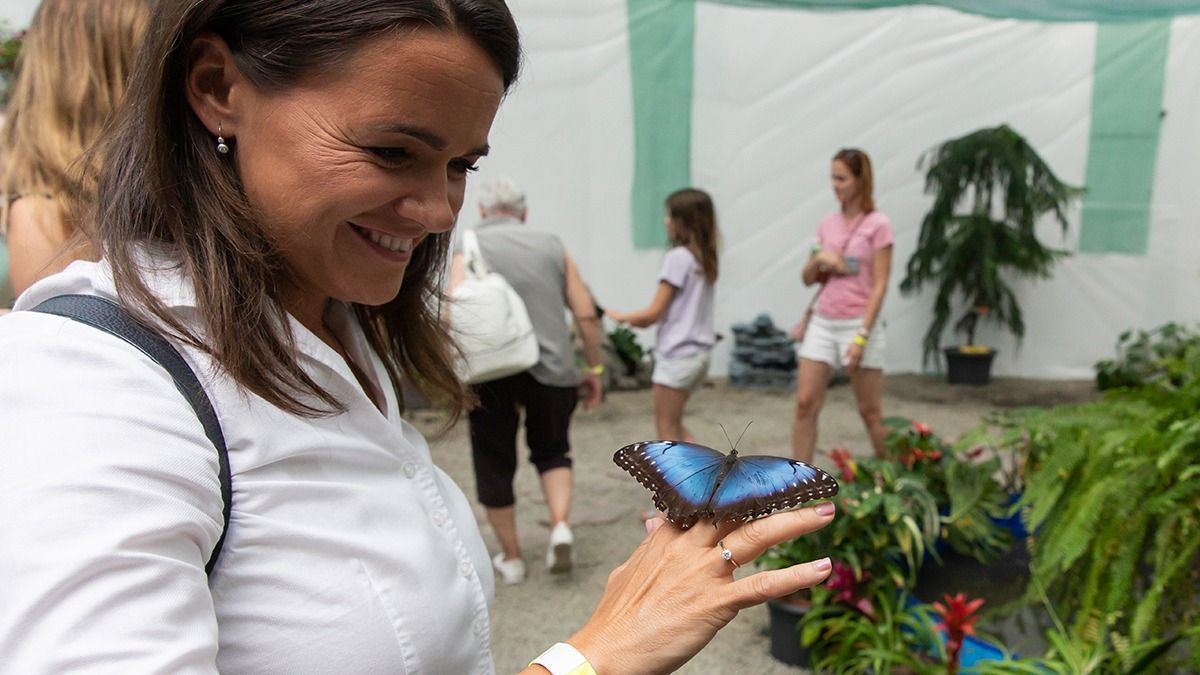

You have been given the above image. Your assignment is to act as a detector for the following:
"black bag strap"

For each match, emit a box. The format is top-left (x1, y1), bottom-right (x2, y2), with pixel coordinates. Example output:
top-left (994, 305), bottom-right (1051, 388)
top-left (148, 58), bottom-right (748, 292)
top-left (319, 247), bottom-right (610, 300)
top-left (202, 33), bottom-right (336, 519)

top-left (31, 294), bottom-right (231, 577)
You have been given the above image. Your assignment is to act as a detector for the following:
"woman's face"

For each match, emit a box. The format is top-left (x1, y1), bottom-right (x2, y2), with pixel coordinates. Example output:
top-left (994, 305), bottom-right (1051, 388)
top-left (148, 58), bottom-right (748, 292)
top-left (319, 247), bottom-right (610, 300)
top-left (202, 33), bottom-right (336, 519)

top-left (831, 159), bottom-right (860, 207)
top-left (230, 29), bottom-right (505, 325)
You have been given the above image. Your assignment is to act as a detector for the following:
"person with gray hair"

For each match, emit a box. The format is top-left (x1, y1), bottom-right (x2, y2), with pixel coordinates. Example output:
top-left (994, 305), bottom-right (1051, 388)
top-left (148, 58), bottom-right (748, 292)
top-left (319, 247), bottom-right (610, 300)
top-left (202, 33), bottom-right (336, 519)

top-left (449, 177), bottom-right (604, 585)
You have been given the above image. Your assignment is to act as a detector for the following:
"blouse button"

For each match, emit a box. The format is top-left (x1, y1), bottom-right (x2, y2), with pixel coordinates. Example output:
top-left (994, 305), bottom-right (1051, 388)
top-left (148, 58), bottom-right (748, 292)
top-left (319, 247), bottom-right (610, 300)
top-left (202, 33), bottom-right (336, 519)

top-left (473, 617), bottom-right (487, 636)
top-left (459, 559), bottom-right (473, 577)
top-left (402, 462), bottom-right (418, 478)
top-left (431, 510), bottom-right (447, 527)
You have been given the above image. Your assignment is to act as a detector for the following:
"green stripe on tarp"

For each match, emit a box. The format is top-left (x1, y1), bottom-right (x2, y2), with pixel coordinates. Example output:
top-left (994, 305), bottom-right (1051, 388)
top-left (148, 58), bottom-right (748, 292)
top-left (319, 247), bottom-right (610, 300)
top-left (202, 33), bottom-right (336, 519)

top-left (707, 0), bottom-right (1200, 22)
top-left (1079, 21), bottom-right (1170, 255)
top-left (627, 0), bottom-right (694, 250)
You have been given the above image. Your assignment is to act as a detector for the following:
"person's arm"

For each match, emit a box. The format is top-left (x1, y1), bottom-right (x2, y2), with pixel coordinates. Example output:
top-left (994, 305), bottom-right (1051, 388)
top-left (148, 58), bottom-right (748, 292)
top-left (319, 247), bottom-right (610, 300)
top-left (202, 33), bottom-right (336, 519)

top-left (563, 251), bottom-right (603, 409)
top-left (801, 248), bottom-right (847, 287)
top-left (845, 245), bottom-right (893, 371)
top-left (0, 313), bottom-right (224, 672)
top-left (6, 196), bottom-right (90, 296)
top-left (606, 281), bottom-right (676, 328)
top-left (518, 505), bottom-right (836, 674)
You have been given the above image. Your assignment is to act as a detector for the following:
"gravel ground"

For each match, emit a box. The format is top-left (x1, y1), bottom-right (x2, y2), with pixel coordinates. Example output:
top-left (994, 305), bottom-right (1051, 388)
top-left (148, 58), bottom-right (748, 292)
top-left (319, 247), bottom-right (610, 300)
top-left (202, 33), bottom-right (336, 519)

top-left (411, 375), bottom-right (1097, 674)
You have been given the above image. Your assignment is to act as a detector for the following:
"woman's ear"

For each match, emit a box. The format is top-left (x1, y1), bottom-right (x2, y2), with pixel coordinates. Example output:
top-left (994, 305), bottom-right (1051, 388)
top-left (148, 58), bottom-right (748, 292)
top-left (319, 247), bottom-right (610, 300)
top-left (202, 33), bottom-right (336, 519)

top-left (185, 33), bottom-right (246, 138)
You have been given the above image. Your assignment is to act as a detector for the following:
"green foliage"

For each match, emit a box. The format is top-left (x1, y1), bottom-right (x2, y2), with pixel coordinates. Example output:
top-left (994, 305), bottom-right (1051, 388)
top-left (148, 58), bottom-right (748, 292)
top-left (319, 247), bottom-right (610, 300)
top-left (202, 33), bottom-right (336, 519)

top-left (970, 582), bottom-right (1200, 674)
top-left (761, 456), bottom-right (943, 595)
top-left (899, 124), bottom-right (1081, 367)
top-left (607, 325), bottom-right (646, 376)
top-left (763, 420), bottom-right (1011, 596)
top-left (1095, 321), bottom-right (1200, 390)
top-left (800, 588), bottom-right (949, 674)
top-left (975, 343), bottom-right (1200, 667)
top-left (0, 23), bottom-right (23, 106)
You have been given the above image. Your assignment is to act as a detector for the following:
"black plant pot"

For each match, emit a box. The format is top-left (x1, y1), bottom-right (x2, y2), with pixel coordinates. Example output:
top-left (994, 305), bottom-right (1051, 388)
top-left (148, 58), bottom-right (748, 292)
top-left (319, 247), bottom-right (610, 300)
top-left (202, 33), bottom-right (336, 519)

top-left (766, 598), bottom-right (811, 667)
top-left (944, 347), bottom-right (996, 385)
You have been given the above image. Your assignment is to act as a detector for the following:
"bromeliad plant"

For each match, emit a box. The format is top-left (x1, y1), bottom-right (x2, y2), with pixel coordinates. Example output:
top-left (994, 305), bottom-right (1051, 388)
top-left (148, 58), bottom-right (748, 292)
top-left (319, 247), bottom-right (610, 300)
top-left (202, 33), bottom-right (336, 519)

top-left (883, 417), bottom-right (1013, 563)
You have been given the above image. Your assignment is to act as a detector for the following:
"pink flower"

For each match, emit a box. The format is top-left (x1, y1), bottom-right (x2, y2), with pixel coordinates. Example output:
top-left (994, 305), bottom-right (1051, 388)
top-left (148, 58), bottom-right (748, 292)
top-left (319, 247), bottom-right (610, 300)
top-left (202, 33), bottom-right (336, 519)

top-left (825, 560), bottom-right (875, 619)
top-left (912, 421), bottom-right (933, 438)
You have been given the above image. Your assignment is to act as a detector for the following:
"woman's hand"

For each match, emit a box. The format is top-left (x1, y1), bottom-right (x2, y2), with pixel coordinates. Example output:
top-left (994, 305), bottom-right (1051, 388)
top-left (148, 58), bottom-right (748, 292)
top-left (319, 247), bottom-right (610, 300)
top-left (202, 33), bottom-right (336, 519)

top-left (605, 310), bottom-right (628, 325)
top-left (813, 249), bottom-right (848, 276)
top-left (567, 504), bottom-right (835, 674)
top-left (845, 342), bottom-right (864, 373)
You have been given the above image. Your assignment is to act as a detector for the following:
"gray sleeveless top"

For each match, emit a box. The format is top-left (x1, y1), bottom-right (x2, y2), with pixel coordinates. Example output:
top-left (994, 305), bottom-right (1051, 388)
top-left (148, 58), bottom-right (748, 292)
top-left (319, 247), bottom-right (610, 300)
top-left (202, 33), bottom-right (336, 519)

top-left (459, 216), bottom-right (580, 387)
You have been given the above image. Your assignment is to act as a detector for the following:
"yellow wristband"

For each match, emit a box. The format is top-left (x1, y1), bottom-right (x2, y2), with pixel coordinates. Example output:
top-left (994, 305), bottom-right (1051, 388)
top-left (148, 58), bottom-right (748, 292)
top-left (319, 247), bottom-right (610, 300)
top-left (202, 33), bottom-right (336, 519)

top-left (852, 334), bottom-right (868, 347)
top-left (588, 364), bottom-right (605, 375)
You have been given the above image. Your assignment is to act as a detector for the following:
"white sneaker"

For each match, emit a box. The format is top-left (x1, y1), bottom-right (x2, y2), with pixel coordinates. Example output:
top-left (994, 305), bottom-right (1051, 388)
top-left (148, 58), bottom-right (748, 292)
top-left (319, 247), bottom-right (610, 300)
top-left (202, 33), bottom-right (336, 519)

top-left (546, 522), bottom-right (574, 574)
top-left (492, 553), bottom-right (526, 585)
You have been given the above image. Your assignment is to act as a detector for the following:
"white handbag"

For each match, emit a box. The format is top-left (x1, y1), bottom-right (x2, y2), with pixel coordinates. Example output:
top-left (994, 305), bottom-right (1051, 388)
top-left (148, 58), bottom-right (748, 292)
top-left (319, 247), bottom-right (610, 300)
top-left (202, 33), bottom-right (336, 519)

top-left (449, 229), bottom-right (540, 384)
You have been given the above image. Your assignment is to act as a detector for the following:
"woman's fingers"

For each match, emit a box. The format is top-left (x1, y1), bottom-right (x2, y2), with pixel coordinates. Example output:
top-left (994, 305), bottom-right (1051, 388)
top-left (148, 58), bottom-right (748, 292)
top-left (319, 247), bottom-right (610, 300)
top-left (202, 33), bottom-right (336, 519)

top-left (709, 502), bottom-right (836, 564)
top-left (726, 558), bottom-right (833, 611)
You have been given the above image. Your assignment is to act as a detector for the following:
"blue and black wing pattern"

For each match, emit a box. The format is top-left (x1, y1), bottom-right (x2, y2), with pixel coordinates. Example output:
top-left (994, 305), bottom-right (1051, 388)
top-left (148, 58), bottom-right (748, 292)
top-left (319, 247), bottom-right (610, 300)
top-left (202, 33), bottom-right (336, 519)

top-left (614, 440), bottom-right (839, 528)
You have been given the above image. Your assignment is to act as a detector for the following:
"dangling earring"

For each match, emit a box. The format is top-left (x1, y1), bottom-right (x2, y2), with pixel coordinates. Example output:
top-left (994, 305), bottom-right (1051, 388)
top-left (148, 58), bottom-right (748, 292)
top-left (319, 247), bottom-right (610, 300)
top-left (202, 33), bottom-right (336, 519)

top-left (216, 123), bottom-right (230, 155)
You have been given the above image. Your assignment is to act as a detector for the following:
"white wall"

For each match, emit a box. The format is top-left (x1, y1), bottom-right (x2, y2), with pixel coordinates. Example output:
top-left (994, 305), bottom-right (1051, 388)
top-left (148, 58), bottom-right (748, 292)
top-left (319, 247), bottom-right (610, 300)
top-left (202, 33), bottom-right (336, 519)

top-left (467, 1), bottom-right (1200, 380)
top-left (0, 0), bottom-right (39, 28)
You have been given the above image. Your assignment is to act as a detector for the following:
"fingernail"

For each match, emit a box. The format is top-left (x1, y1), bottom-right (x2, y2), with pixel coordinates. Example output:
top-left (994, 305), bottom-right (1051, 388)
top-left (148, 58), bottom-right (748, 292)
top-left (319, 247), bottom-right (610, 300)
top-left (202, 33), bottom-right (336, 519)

top-left (645, 518), bottom-right (654, 534)
top-left (814, 557), bottom-right (832, 572)
top-left (815, 502), bottom-right (836, 516)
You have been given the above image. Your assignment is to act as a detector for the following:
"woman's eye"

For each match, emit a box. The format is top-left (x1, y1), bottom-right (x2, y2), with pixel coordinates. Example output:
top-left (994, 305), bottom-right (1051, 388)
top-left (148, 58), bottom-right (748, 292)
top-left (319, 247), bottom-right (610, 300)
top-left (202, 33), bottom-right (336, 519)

top-left (369, 147), bottom-right (410, 165)
top-left (450, 159), bottom-right (481, 175)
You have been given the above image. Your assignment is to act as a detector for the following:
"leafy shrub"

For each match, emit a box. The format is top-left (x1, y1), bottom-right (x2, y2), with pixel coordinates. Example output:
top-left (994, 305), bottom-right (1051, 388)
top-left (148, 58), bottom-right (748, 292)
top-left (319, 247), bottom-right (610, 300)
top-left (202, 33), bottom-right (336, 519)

top-left (1095, 321), bottom-right (1200, 390)
top-left (977, 342), bottom-right (1200, 669)
top-left (607, 325), bottom-right (646, 376)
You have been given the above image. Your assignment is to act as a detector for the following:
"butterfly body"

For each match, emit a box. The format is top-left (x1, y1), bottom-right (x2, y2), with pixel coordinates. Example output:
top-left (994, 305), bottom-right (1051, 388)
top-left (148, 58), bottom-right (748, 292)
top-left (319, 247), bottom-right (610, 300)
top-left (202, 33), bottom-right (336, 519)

top-left (614, 440), bottom-right (839, 528)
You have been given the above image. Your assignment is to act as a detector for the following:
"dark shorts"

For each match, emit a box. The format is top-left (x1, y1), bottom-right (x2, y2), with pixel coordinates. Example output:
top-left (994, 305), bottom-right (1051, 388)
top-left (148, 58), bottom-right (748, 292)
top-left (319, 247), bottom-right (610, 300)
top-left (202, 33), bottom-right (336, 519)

top-left (468, 372), bottom-right (579, 508)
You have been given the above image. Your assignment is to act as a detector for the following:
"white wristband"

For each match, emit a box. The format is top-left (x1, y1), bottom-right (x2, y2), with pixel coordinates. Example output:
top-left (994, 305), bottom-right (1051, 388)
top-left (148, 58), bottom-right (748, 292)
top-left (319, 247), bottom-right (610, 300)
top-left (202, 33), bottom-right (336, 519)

top-left (530, 642), bottom-right (596, 675)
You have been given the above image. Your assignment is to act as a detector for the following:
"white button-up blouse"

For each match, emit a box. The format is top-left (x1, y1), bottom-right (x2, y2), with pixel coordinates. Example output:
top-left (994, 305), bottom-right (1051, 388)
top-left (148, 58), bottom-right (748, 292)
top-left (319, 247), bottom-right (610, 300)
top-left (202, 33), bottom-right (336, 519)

top-left (0, 258), bottom-right (496, 673)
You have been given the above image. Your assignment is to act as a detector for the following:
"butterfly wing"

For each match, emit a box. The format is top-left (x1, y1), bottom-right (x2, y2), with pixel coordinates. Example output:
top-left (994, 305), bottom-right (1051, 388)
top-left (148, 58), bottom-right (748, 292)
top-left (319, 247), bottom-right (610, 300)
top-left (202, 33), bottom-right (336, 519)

top-left (707, 455), bottom-right (839, 524)
top-left (613, 440), bottom-right (726, 528)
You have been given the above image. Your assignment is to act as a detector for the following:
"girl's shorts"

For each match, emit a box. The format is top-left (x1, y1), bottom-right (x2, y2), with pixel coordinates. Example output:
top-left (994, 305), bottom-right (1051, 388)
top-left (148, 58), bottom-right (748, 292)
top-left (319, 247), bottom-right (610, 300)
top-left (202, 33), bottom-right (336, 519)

top-left (797, 315), bottom-right (886, 370)
top-left (652, 349), bottom-right (712, 391)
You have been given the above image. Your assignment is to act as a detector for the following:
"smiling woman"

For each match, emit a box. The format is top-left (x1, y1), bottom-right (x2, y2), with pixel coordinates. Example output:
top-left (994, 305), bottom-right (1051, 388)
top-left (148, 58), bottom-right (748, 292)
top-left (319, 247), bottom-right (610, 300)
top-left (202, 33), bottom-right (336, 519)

top-left (0, 2), bottom-right (835, 674)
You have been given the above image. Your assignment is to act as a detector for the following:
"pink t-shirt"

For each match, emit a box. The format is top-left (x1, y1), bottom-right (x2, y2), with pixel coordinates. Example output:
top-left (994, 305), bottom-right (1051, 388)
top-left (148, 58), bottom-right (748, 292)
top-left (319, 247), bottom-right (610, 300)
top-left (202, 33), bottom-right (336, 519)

top-left (815, 210), bottom-right (894, 319)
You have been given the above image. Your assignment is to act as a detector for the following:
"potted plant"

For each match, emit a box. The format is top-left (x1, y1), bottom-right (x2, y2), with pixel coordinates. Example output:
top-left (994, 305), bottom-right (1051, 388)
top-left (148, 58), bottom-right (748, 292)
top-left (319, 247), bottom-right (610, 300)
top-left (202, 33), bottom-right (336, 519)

top-left (899, 124), bottom-right (1082, 385)
top-left (0, 23), bottom-right (24, 106)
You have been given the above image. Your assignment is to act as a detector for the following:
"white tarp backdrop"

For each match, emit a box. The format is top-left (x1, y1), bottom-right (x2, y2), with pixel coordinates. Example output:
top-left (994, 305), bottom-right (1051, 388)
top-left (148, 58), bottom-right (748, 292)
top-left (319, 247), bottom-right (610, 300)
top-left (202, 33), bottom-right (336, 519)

top-left (4, 0), bottom-right (1197, 379)
top-left (464, 0), bottom-right (1200, 380)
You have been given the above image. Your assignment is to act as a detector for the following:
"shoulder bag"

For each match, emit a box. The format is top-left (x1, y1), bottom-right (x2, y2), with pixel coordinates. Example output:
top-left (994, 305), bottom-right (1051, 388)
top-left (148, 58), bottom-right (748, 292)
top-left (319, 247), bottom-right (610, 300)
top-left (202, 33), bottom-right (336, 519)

top-left (449, 229), bottom-right (540, 384)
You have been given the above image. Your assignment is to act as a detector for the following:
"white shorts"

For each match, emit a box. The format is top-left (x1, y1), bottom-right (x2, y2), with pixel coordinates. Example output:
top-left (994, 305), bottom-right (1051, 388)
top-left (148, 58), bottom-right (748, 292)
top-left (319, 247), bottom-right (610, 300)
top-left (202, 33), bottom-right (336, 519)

top-left (652, 350), bottom-right (712, 391)
top-left (797, 315), bottom-right (886, 370)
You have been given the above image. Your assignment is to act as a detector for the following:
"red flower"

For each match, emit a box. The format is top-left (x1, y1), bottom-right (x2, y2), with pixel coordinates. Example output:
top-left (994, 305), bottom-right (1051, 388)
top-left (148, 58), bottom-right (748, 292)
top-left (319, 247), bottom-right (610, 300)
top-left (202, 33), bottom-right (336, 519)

top-left (933, 593), bottom-right (985, 675)
top-left (966, 445), bottom-right (985, 459)
top-left (828, 447), bottom-right (857, 483)
top-left (912, 421), bottom-right (933, 438)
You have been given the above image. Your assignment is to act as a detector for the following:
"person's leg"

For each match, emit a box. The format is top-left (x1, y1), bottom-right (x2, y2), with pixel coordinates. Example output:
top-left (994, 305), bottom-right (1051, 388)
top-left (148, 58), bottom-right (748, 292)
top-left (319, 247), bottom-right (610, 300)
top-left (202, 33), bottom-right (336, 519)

top-left (652, 384), bottom-right (693, 441)
top-left (792, 358), bottom-right (832, 464)
top-left (469, 378), bottom-right (522, 560)
top-left (850, 366), bottom-right (887, 457)
top-left (523, 377), bottom-right (579, 528)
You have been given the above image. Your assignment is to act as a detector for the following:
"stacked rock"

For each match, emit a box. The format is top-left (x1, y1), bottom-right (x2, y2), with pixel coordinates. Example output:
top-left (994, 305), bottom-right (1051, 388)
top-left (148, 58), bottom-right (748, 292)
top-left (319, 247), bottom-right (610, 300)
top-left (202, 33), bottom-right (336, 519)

top-left (728, 313), bottom-right (797, 389)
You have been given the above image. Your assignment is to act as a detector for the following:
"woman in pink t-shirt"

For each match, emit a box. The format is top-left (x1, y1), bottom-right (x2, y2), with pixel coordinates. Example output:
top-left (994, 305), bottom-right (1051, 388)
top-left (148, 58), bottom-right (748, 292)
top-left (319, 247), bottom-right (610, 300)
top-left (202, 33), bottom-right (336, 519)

top-left (790, 149), bottom-right (893, 463)
top-left (607, 188), bottom-right (718, 442)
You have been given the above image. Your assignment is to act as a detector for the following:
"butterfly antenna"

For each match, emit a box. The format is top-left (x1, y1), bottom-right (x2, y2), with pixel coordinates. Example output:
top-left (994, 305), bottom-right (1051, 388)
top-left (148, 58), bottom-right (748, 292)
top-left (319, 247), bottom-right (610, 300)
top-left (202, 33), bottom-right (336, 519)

top-left (732, 421), bottom-right (753, 451)
top-left (719, 423), bottom-right (735, 452)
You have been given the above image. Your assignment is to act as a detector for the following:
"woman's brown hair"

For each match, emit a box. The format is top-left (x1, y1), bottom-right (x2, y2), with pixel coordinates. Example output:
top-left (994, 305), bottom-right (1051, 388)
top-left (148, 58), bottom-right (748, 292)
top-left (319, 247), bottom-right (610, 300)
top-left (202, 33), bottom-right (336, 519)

top-left (665, 188), bottom-right (720, 284)
top-left (92, 0), bottom-right (521, 421)
top-left (833, 148), bottom-right (875, 214)
top-left (1, 0), bottom-right (151, 233)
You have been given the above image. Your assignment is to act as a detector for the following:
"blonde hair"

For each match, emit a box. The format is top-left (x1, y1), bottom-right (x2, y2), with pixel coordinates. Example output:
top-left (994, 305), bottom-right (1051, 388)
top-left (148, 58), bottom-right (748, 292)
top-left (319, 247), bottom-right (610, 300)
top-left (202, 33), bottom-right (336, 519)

top-left (1, 0), bottom-right (150, 233)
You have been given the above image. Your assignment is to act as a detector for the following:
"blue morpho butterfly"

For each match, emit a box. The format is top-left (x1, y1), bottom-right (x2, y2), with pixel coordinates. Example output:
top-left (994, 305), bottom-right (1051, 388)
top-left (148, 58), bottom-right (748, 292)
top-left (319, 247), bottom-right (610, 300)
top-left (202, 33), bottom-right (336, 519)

top-left (614, 440), bottom-right (839, 529)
